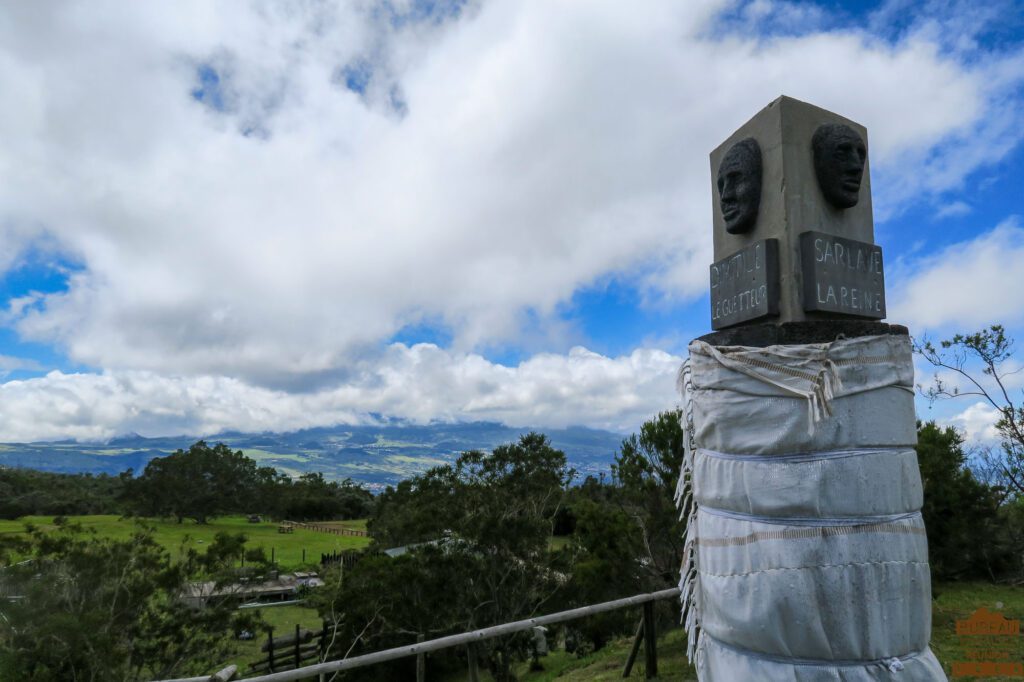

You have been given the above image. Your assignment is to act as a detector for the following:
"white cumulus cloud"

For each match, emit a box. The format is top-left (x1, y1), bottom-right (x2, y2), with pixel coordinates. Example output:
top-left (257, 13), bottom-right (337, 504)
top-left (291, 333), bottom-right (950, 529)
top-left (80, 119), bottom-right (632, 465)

top-left (889, 218), bottom-right (1024, 330)
top-left (0, 344), bottom-right (682, 442)
top-left (945, 401), bottom-right (1002, 443)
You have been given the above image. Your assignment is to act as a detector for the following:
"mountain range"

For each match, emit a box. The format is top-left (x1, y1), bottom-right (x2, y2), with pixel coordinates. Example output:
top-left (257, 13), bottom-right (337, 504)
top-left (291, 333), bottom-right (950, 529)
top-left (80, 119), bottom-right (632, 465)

top-left (0, 421), bottom-right (629, 490)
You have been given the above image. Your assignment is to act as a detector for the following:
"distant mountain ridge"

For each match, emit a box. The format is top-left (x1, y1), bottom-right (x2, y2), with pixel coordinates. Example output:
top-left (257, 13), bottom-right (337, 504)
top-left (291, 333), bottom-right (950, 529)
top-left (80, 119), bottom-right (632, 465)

top-left (0, 422), bottom-right (628, 490)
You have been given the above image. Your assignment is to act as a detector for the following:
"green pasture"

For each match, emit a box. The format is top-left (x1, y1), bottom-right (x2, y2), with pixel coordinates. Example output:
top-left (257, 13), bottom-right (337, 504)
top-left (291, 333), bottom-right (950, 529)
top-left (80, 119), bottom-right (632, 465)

top-left (230, 604), bottom-right (327, 670)
top-left (0, 514), bottom-right (370, 570)
top-left (931, 581), bottom-right (1024, 682)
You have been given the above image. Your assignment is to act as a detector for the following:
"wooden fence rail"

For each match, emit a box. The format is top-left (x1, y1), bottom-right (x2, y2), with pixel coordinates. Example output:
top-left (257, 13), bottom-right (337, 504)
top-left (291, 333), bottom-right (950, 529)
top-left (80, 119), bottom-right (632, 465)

top-left (282, 521), bottom-right (368, 537)
top-left (247, 621), bottom-right (341, 676)
top-left (151, 586), bottom-right (680, 682)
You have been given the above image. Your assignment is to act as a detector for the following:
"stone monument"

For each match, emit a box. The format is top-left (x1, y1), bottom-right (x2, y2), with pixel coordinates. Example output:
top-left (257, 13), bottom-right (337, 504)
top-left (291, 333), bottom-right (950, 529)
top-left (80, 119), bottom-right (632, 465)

top-left (707, 96), bottom-right (886, 334)
top-left (678, 96), bottom-right (946, 680)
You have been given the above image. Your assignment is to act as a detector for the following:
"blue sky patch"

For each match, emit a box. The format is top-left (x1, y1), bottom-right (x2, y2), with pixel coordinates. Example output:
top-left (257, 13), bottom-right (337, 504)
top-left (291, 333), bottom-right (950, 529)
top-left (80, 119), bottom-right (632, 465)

top-left (339, 59), bottom-right (373, 95)
top-left (391, 317), bottom-right (455, 349)
top-left (0, 252), bottom-right (86, 378)
top-left (191, 64), bottom-right (227, 111)
top-left (379, 0), bottom-right (469, 29)
top-left (564, 278), bottom-right (691, 357)
top-left (0, 251), bottom-right (80, 302)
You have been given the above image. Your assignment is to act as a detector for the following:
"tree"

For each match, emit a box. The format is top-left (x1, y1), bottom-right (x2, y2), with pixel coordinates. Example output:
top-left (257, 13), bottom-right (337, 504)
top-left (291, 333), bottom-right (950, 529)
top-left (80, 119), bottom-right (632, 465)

top-left (281, 473), bottom-right (374, 521)
top-left (915, 422), bottom-right (1010, 580)
top-left (0, 469), bottom-right (125, 519)
top-left (562, 478), bottom-right (642, 651)
top-left (561, 410), bottom-right (687, 651)
top-left (610, 409), bottom-right (686, 589)
top-left (568, 409), bottom-right (687, 607)
top-left (125, 441), bottom-right (274, 523)
top-left (325, 433), bottom-right (574, 681)
top-left (916, 325), bottom-right (1024, 497)
top-left (309, 547), bottom-right (495, 681)
top-left (0, 519), bottom-right (256, 681)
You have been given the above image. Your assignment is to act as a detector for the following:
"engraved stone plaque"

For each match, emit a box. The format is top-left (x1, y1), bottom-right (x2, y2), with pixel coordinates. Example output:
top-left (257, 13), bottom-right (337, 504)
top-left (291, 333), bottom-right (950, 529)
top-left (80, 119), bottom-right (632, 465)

top-left (710, 239), bottom-right (779, 330)
top-left (800, 231), bottom-right (885, 318)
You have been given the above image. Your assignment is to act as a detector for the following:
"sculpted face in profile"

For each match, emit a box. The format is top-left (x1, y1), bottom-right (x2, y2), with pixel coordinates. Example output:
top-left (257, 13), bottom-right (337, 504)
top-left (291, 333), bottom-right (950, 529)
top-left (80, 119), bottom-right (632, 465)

top-left (812, 123), bottom-right (867, 209)
top-left (717, 138), bottom-right (762, 235)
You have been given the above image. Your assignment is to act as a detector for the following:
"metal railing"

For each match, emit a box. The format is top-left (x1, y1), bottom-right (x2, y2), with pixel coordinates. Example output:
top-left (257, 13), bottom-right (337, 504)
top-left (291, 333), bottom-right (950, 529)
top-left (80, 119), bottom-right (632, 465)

top-left (153, 586), bottom-right (681, 682)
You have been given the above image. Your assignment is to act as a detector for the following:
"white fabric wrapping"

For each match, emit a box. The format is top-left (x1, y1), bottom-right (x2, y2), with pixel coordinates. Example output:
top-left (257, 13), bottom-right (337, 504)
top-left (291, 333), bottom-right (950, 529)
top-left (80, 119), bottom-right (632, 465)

top-left (697, 509), bottom-right (931, 660)
top-left (694, 448), bottom-right (924, 517)
top-left (700, 635), bottom-right (948, 682)
top-left (689, 334), bottom-right (917, 454)
top-left (680, 334), bottom-right (947, 681)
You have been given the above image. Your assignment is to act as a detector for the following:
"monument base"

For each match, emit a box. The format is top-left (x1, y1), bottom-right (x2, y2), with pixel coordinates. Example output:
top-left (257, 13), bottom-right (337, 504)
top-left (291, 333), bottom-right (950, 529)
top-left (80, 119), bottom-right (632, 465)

top-left (678, 333), bottom-right (945, 681)
top-left (698, 320), bottom-right (907, 348)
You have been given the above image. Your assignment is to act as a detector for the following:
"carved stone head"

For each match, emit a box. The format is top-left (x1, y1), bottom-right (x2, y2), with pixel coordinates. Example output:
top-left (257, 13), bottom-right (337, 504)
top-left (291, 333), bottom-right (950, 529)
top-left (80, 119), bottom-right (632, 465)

top-left (812, 123), bottom-right (866, 209)
top-left (717, 138), bottom-right (762, 235)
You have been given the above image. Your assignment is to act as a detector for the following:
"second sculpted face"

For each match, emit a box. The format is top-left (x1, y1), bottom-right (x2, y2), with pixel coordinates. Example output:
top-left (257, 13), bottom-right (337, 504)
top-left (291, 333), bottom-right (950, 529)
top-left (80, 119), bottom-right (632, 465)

top-left (812, 123), bottom-right (867, 209)
top-left (717, 138), bottom-right (762, 235)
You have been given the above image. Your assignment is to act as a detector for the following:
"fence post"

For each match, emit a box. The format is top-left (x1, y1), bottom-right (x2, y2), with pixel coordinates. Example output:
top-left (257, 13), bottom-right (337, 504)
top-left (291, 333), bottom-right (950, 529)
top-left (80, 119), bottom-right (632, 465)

top-left (294, 623), bottom-right (301, 669)
top-left (320, 619), bottom-right (329, 660)
top-left (621, 615), bottom-right (644, 677)
top-left (642, 601), bottom-right (657, 679)
top-left (467, 642), bottom-right (480, 682)
top-left (267, 627), bottom-right (275, 673)
top-left (302, 548), bottom-right (306, 563)
top-left (318, 619), bottom-right (331, 682)
top-left (416, 633), bottom-right (425, 682)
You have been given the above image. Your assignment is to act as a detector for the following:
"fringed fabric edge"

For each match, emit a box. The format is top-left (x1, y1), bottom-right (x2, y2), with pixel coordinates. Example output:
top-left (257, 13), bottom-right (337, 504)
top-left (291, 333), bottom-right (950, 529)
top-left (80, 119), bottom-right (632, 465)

top-left (688, 340), bottom-right (843, 435)
top-left (675, 357), bottom-right (701, 666)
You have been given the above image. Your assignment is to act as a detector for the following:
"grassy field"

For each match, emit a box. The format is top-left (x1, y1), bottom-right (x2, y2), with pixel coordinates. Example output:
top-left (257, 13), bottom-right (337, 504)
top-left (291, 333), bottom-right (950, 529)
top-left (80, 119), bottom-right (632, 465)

top-left (0, 514), bottom-right (370, 570)
top-left (230, 604), bottom-right (328, 670)
top-left (514, 627), bottom-right (695, 681)
top-left (429, 627), bottom-right (697, 681)
top-left (931, 581), bottom-right (1024, 682)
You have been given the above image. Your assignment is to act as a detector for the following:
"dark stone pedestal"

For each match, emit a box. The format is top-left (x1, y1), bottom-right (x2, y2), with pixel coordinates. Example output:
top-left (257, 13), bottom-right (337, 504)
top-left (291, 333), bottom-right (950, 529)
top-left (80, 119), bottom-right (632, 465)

top-left (698, 320), bottom-right (908, 348)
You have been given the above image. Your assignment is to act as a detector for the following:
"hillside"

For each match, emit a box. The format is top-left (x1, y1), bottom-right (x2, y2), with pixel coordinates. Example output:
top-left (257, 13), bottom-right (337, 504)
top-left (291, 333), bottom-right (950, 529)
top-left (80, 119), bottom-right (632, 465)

top-left (0, 422), bottom-right (628, 489)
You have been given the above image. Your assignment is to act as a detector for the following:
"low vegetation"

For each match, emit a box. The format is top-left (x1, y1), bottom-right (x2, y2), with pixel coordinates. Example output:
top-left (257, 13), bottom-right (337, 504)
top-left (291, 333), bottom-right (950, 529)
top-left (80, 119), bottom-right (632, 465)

top-left (0, 467), bottom-right (126, 519)
top-left (0, 519), bottom-right (265, 681)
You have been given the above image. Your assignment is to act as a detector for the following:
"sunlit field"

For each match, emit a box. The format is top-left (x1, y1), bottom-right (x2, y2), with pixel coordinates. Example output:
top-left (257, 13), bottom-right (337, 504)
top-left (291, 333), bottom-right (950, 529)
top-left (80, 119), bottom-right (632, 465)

top-left (0, 514), bottom-right (370, 570)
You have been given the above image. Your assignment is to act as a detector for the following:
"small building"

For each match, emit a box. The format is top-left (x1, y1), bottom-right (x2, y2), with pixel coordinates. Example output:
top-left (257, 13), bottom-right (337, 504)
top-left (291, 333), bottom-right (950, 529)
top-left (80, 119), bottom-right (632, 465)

top-left (293, 571), bottom-right (324, 589)
top-left (180, 571), bottom-right (323, 609)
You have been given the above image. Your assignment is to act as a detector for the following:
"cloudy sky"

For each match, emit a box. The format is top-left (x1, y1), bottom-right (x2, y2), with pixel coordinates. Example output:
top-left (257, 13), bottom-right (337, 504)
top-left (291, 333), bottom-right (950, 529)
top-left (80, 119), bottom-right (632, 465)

top-left (0, 0), bottom-right (1022, 442)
